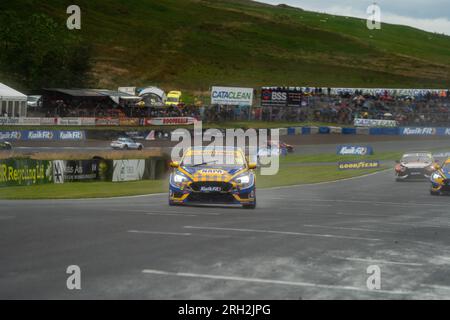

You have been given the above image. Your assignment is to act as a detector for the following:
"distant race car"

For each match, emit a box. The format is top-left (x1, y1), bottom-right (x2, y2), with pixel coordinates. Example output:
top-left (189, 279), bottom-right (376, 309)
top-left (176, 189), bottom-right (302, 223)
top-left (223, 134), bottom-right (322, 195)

top-left (169, 147), bottom-right (257, 209)
top-left (0, 141), bottom-right (12, 150)
top-left (395, 152), bottom-right (436, 181)
top-left (430, 158), bottom-right (450, 195)
top-left (257, 141), bottom-right (294, 158)
top-left (110, 137), bottom-right (143, 150)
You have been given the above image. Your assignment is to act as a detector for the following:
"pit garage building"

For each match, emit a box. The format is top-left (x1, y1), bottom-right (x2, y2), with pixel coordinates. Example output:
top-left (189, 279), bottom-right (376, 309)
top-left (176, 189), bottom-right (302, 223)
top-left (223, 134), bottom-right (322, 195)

top-left (0, 82), bottom-right (27, 117)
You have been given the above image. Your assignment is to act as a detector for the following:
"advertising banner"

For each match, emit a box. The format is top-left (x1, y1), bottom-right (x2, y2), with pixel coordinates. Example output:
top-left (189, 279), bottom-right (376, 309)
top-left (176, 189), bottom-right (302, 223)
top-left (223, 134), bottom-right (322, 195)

top-left (145, 117), bottom-right (198, 126)
top-left (338, 161), bottom-right (380, 170)
top-left (0, 130), bottom-right (85, 140)
top-left (95, 118), bottom-right (120, 126)
top-left (40, 118), bottom-right (58, 125)
top-left (0, 118), bottom-right (20, 125)
top-left (400, 127), bottom-right (436, 136)
top-left (354, 118), bottom-right (398, 127)
top-left (337, 145), bottom-right (374, 156)
top-left (25, 130), bottom-right (55, 140)
top-left (0, 159), bottom-right (53, 187)
top-left (119, 118), bottom-right (140, 126)
top-left (211, 86), bottom-right (254, 106)
top-left (112, 159), bottom-right (145, 182)
top-left (0, 131), bottom-right (22, 140)
top-left (53, 159), bottom-right (112, 183)
top-left (19, 118), bottom-right (41, 125)
top-left (57, 118), bottom-right (82, 126)
top-left (260, 87), bottom-right (304, 107)
top-left (354, 118), bottom-right (397, 127)
top-left (58, 131), bottom-right (85, 140)
top-left (80, 118), bottom-right (96, 126)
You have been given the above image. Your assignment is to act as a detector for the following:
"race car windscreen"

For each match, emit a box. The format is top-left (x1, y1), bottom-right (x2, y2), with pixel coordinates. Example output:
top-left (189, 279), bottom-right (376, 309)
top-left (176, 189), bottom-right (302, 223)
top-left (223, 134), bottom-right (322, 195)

top-left (181, 148), bottom-right (246, 168)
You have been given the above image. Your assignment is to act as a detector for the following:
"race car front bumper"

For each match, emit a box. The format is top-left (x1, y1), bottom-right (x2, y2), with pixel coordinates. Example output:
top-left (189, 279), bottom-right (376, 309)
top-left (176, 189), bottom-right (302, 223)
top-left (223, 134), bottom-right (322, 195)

top-left (169, 181), bottom-right (256, 206)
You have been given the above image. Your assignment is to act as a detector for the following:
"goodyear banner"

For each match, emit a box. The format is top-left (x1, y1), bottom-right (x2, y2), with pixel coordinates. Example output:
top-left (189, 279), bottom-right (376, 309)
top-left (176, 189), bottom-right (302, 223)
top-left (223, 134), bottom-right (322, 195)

top-left (337, 145), bottom-right (374, 156)
top-left (211, 86), bottom-right (254, 106)
top-left (0, 159), bottom-right (53, 187)
top-left (338, 161), bottom-right (380, 170)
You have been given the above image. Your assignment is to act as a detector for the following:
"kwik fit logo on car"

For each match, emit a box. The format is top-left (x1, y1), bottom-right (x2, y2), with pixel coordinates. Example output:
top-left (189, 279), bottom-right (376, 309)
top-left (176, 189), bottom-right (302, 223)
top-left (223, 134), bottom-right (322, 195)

top-left (337, 145), bottom-right (373, 156)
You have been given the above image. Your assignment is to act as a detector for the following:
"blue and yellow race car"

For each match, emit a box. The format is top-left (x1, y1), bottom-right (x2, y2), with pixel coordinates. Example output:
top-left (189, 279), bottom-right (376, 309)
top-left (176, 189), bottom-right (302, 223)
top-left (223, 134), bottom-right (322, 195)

top-left (169, 147), bottom-right (257, 209)
top-left (430, 158), bottom-right (450, 195)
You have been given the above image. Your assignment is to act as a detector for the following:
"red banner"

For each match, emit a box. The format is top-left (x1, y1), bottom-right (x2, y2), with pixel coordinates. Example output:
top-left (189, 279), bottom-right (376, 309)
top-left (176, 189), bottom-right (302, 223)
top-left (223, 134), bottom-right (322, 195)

top-left (145, 117), bottom-right (198, 126)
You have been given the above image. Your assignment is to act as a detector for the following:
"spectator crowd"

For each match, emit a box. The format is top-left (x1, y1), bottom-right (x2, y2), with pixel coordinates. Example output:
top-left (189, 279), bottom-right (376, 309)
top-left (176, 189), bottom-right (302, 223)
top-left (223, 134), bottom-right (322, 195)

top-left (31, 88), bottom-right (450, 126)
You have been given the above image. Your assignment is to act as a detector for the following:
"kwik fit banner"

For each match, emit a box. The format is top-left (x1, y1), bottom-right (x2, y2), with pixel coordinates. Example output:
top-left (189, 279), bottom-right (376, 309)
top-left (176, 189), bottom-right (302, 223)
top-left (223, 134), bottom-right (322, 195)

top-left (0, 159), bottom-right (53, 187)
top-left (0, 130), bottom-right (85, 141)
top-left (337, 145), bottom-right (374, 156)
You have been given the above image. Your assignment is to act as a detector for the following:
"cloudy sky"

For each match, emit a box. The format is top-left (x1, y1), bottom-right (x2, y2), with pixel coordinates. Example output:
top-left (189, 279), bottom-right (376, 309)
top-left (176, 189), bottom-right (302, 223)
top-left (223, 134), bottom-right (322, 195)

top-left (259, 0), bottom-right (450, 35)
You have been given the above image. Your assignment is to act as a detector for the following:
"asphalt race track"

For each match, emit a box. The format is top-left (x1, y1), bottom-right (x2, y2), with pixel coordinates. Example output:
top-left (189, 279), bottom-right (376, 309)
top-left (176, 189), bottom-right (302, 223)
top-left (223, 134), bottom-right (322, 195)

top-left (1, 169), bottom-right (450, 299)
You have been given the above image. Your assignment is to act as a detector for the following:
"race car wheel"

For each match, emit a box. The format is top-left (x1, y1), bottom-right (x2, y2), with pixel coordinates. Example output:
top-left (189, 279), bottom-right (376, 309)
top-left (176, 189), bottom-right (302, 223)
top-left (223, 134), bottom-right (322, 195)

top-left (243, 202), bottom-right (256, 209)
top-left (138, 145), bottom-right (143, 150)
top-left (123, 145), bottom-right (128, 150)
top-left (430, 189), bottom-right (440, 196)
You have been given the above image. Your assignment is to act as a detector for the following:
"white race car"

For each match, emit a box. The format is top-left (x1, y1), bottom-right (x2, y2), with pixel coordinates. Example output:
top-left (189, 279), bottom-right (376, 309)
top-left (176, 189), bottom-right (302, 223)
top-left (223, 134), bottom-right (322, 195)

top-left (110, 137), bottom-right (143, 150)
top-left (0, 141), bottom-right (12, 150)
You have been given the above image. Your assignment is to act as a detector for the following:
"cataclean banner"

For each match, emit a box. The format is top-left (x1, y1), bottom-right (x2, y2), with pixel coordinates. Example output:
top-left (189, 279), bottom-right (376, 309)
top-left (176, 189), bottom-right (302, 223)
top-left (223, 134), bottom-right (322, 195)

top-left (211, 86), bottom-right (254, 106)
top-left (0, 159), bottom-right (53, 187)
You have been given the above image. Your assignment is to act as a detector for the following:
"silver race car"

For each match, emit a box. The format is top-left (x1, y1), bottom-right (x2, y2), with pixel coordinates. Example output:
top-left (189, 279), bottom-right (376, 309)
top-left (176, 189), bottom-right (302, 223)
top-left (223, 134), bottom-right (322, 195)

top-left (110, 137), bottom-right (143, 150)
top-left (0, 141), bottom-right (12, 150)
top-left (395, 152), bottom-right (436, 181)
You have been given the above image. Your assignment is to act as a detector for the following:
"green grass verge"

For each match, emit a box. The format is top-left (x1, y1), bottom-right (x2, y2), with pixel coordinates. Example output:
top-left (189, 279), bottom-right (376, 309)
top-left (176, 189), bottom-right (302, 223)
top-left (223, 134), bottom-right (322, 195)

top-left (283, 152), bottom-right (402, 164)
top-left (0, 164), bottom-right (387, 200)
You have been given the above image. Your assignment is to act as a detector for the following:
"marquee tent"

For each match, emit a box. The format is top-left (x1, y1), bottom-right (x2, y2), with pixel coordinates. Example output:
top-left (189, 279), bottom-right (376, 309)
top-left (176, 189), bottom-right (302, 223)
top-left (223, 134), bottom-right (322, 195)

top-left (0, 82), bottom-right (27, 117)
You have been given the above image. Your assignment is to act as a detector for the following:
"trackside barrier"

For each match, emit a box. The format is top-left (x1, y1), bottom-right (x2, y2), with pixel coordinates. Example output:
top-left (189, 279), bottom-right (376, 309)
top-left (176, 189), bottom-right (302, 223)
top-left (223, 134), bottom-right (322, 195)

top-left (0, 157), bottom-right (169, 187)
top-left (342, 128), bottom-right (357, 135)
top-left (329, 127), bottom-right (343, 134)
top-left (278, 128), bottom-right (288, 136)
top-left (369, 127), bottom-right (400, 135)
top-left (287, 128), bottom-right (296, 136)
top-left (356, 127), bottom-right (370, 135)
top-left (319, 127), bottom-right (330, 134)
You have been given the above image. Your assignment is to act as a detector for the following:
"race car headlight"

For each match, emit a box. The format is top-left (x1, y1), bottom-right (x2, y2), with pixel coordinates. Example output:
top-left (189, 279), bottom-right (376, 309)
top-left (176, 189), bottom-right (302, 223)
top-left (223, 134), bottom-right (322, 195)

top-left (173, 173), bottom-right (188, 184)
top-left (234, 174), bottom-right (253, 188)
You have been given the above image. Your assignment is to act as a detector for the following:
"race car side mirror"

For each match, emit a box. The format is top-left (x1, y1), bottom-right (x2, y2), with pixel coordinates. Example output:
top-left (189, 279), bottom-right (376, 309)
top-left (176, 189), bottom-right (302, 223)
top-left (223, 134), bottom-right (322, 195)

top-left (170, 161), bottom-right (180, 168)
top-left (248, 163), bottom-right (257, 170)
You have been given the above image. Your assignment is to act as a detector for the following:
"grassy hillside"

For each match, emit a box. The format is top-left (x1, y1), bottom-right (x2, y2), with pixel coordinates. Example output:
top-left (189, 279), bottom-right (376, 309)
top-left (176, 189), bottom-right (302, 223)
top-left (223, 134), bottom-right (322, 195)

top-left (2, 0), bottom-right (450, 91)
